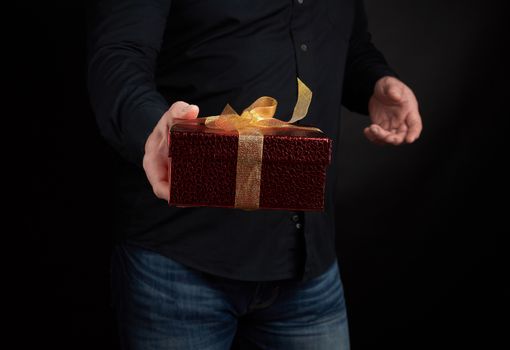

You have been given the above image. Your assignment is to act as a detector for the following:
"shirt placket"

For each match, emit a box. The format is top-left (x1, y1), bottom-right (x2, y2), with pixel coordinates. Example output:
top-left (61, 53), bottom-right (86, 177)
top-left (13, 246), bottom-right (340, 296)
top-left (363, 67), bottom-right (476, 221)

top-left (289, 0), bottom-right (315, 280)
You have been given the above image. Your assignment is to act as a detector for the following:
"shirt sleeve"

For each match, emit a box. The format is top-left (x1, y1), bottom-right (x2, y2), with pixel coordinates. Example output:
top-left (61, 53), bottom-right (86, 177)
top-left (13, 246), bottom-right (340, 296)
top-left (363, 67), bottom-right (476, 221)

top-left (87, 0), bottom-right (172, 166)
top-left (341, 0), bottom-right (399, 115)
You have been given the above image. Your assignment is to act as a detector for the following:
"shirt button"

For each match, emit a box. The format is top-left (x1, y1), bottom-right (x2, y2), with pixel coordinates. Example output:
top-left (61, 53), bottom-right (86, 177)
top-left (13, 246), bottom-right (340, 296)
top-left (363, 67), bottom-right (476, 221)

top-left (296, 223), bottom-right (302, 229)
top-left (300, 43), bottom-right (308, 52)
top-left (292, 214), bottom-right (299, 222)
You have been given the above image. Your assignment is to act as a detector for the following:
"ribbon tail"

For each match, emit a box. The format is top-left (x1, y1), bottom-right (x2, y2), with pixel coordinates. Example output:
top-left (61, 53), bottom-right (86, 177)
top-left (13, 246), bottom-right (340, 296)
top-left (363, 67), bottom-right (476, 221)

top-left (288, 77), bottom-right (312, 124)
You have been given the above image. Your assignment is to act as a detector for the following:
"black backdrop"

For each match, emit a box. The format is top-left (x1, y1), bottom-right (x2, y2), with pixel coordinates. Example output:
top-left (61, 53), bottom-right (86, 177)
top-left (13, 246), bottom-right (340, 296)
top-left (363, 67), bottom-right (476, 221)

top-left (27, 0), bottom-right (508, 349)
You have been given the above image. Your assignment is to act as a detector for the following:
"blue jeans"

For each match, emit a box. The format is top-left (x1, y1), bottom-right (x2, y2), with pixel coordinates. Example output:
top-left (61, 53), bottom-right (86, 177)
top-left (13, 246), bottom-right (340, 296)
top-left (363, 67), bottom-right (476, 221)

top-left (111, 242), bottom-right (350, 350)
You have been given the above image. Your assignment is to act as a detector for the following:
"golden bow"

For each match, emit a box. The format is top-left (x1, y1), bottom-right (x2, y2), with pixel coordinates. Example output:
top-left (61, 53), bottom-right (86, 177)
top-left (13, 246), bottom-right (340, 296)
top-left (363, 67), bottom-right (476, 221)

top-left (195, 78), bottom-right (319, 132)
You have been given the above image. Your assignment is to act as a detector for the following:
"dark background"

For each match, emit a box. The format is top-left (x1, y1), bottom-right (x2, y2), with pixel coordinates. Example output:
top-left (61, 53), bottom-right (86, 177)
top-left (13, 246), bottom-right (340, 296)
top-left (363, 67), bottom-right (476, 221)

top-left (26, 0), bottom-right (507, 349)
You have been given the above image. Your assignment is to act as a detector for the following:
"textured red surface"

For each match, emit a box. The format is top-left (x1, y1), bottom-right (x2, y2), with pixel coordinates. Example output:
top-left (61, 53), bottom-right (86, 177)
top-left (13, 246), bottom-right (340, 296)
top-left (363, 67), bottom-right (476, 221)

top-left (168, 121), bottom-right (332, 211)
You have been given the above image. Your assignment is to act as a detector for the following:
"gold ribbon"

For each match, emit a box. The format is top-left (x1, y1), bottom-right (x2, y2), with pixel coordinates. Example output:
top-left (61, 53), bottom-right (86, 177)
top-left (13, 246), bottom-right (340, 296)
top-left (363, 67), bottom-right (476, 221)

top-left (189, 78), bottom-right (321, 210)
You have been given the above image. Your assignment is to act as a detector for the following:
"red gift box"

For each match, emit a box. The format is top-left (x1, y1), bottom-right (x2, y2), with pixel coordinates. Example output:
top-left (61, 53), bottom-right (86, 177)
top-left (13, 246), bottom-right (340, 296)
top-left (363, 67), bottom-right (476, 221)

top-left (168, 118), bottom-right (332, 211)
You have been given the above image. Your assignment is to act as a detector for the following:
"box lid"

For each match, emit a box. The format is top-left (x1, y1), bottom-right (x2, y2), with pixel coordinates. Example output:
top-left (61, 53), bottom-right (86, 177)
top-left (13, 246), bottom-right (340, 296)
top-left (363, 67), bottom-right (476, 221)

top-left (169, 121), bottom-right (332, 165)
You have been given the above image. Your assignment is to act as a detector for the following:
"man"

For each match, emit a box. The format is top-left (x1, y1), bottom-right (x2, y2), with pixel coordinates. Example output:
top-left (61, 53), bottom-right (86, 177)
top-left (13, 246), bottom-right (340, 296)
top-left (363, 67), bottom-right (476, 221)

top-left (87, 0), bottom-right (422, 349)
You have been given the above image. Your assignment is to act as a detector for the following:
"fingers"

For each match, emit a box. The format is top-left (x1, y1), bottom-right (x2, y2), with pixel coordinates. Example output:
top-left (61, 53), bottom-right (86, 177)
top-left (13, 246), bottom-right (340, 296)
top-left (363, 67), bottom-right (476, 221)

top-left (405, 111), bottom-right (423, 143)
top-left (143, 152), bottom-right (170, 201)
top-left (366, 113), bottom-right (422, 146)
top-left (364, 124), bottom-right (407, 146)
top-left (364, 126), bottom-right (386, 146)
top-left (153, 180), bottom-right (170, 201)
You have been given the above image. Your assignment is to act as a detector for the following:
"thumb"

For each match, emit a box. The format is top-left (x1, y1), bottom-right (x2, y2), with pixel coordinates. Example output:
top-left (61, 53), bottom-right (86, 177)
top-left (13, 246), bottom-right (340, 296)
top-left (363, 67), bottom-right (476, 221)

top-left (384, 83), bottom-right (403, 103)
top-left (166, 101), bottom-right (200, 121)
top-left (178, 104), bottom-right (200, 119)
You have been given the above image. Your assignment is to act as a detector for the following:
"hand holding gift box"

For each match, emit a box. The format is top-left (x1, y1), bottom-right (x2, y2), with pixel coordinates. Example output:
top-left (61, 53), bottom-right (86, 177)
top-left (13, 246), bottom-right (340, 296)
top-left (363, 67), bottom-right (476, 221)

top-left (168, 79), bottom-right (332, 211)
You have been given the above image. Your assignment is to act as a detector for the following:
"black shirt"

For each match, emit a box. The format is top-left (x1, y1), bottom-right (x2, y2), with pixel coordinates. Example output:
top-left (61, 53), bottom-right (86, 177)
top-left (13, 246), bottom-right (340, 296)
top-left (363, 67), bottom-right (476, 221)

top-left (87, 0), bottom-right (396, 282)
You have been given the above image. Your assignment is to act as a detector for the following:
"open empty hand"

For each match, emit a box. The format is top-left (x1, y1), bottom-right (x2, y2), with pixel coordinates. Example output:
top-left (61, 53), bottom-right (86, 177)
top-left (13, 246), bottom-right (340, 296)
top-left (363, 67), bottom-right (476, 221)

top-left (365, 76), bottom-right (422, 145)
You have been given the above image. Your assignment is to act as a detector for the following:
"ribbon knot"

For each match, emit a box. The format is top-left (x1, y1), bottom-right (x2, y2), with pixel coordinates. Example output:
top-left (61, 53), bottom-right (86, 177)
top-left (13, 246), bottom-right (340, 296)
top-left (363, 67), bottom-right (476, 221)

top-left (202, 96), bottom-right (290, 133)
